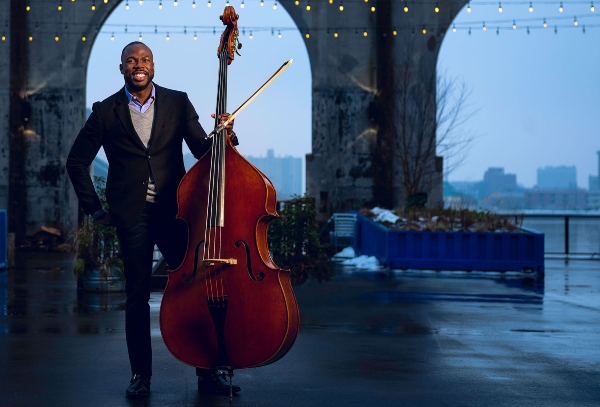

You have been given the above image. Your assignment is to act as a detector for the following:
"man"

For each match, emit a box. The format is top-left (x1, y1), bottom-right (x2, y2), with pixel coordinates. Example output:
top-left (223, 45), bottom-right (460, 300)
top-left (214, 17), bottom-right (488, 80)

top-left (66, 41), bottom-right (240, 398)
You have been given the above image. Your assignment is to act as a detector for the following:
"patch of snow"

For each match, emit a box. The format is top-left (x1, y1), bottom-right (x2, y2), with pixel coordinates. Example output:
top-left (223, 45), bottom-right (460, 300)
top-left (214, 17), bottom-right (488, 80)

top-left (371, 207), bottom-right (399, 223)
top-left (342, 255), bottom-right (382, 271)
top-left (333, 246), bottom-right (356, 259)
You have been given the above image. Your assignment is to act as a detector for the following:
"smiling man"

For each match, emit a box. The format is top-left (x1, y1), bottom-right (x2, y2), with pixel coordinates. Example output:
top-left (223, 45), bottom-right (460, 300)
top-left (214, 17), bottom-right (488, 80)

top-left (66, 42), bottom-right (238, 399)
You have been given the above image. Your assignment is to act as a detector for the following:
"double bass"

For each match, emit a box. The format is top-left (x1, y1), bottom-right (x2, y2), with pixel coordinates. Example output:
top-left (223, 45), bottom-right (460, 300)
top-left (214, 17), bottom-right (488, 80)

top-left (159, 6), bottom-right (300, 379)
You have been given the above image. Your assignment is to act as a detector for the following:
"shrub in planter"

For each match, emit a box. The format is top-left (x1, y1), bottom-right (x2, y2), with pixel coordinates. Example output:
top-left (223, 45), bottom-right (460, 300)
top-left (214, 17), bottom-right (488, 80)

top-left (268, 196), bottom-right (333, 285)
top-left (72, 177), bottom-right (124, 291)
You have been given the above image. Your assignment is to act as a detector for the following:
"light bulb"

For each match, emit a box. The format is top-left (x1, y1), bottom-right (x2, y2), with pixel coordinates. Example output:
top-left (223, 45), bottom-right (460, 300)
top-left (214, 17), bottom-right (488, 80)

top-left (207, 0), bottom-right (211, 7)
top-left (26, 5), bottom-right (31, 11)
top-left (241, 0), bottom-right (245, 7)
top-left (111, 33), bottom-right (114, 41)
top-left (434, 4), bottom-right (439, 13)
top-left (278, 30), bottom-right (281, 38)
top-left (91, 3), bottom-right (96, 10)
top-left (371, 6), bottom-right (375, 12)
top-left (29, 35), bottom-right (33, 41)
top-left (139, 33), bottom-right (143, 40)
top-left (306, 4), bottom-right (310, 10)
top-left (452, 25), bottom-right (456, 32)
top-left (194, 32), bottom-right (197, 40)
top-left (174, 0), bottom-right (178, 6)
top-left (192, 0), bottom-right (196, 7)
top-left (393, 30), bottom-right (397, 36)
top-left (422, 28), bottom-right (427, 34)
top-left (591, 3), bottom-right (595, 12)
top-left (139, 0), bottom-right (143, 4)
top-left (363, 31), bottom-right (368, 37)
top-left (574, 17), bottom-right (578, 26)
top-left (166, 32), bottom-right (170, 40)
top-left (295, 0), bottom-right (299, 5)
top-left (260, 0), bottom-right (264, 6)
top-left (249, 31), bottom-right (253, 39)
top-left (58, 4), bottom-right (63, 11)
top-left (273, 1), bottom-right (277, 9)
top-left (125, 1), bottom-right (129, 9)
top-left (529, 2), bottom-right (533, 12)
top-left (404, 5), bottom-right (408, 12)
top-left (82, 35), bottom-right (86, 41)
top-left (513, 20), bottom-right (517, 29)
top-left (559, 2), bottom-right (563, 12)
top-left (498, 2), bottom-right (502, 12)
top-left (467, 3), bottom-right (471, 12)
top-left (340, 4), bottom-right (344, 11)
top-left (543, 18), bottom-right (547, 28)
top-left (482, 22), bottom-right (486, 31)
top-left (305, 33), bottom-right (310, 38)
top-left (159, 1), bottom-right (162, 8)
top-left (334, 31), bottom-right (338, 37)
top-left (55, 35), bottom-right (59, 41)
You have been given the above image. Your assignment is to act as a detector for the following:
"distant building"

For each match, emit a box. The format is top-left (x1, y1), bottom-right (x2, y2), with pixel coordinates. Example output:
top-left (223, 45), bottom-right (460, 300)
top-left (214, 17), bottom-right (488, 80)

top-left (525, 189), bottom-right (588, 210)
top-left (589, 175), bottom-right (599, 192)
top-left (477, 168), bottom-right (524, 209)
top-left (246, 149), bottom-right (303, 200)
top-left (536, 166), bottom-right (577, 189)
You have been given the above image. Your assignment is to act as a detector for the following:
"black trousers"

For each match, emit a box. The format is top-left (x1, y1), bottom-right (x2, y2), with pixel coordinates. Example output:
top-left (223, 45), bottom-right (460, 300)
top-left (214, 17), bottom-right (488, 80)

top-left (117, 202), bottom-right (186, 377)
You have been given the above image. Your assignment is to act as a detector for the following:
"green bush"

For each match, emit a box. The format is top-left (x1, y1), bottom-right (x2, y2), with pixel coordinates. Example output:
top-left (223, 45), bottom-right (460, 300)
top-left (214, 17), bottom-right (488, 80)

top-left (73, 176), bottom-right (123, 277)
top-left (268, 196), bottom-right (333, 285)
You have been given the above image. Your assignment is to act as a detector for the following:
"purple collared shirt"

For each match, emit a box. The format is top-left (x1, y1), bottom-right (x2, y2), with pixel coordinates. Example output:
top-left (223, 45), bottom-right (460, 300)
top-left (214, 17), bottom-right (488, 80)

top-left (124, 84), bottom-right (155, 114)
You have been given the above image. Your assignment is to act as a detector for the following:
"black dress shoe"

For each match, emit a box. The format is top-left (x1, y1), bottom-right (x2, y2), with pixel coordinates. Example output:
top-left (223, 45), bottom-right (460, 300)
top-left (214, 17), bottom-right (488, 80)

top-left (197, 370), bottom-right (241, 395)
top-left (126, 374), bottom-right (151, 398)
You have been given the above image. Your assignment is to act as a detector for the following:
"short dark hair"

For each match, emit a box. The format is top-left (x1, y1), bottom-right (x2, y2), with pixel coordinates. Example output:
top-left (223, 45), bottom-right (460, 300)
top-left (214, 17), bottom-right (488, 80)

top-left (121, 41), bottom-right (152, 61)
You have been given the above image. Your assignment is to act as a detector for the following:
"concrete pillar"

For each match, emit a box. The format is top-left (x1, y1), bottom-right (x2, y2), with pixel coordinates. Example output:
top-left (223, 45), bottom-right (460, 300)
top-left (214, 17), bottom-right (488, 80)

top-left (281, 0), bottom-right (462, 213)
top-left (1, 0), bottom-right (117, 241)
top-left (0, 3), bottom-right (10, 215)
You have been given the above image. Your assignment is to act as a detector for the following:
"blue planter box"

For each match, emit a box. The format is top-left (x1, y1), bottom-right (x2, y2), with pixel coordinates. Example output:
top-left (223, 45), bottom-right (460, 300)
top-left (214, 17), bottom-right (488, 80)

top-left (0, 210), bottom-right (6, 269)
top-left (353, 214), bottom-right (544, 273)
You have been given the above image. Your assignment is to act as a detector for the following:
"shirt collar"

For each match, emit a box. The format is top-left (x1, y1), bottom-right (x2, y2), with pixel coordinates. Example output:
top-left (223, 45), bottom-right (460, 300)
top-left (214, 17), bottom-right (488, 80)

top-left (124, 83), bottom-right (155, 106)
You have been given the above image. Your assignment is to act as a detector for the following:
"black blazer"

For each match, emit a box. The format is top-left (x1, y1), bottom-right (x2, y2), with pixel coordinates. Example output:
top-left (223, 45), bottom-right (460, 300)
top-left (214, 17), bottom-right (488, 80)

top-left (66, 84), bottom-right (212, 229)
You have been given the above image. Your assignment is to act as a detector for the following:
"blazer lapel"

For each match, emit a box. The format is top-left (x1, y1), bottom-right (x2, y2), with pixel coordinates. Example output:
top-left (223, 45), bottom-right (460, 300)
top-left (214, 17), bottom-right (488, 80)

top-left (149, 84), bottom-right (169, 152)
top-left (114, 87), bottom-right (147, 151)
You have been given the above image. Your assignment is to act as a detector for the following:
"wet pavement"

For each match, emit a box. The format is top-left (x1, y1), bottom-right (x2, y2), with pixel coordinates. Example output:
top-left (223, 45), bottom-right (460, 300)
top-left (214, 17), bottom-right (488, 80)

top-left (1, 253), bottom-right (599, 406)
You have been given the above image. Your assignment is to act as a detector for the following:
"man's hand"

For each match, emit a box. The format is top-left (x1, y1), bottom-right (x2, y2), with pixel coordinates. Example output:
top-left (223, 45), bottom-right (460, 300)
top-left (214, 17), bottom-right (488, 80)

top-left (95, 211), bottom-right (115, 227)
top-left (211, 113), bottom-right (235, 137)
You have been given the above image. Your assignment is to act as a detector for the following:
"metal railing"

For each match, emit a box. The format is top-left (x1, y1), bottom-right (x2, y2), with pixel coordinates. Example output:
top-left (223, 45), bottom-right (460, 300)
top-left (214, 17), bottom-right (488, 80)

top-left (506, 212), bottom-right (600, 258)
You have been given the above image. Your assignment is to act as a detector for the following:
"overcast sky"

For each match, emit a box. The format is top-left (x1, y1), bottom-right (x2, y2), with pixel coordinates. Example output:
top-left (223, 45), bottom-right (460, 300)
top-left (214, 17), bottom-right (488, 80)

top-left (87, 0), bottom-right (600, 189)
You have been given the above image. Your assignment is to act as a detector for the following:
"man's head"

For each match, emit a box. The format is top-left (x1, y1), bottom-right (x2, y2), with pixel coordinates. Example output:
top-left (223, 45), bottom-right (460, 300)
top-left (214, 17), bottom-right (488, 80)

top-left (119, 41), bottom-right (155, 93)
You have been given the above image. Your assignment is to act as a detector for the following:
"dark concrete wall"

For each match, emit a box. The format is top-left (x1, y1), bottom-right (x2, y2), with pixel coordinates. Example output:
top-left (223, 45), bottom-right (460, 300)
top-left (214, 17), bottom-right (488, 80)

top-left (0, 0), bottom-right (463, 240)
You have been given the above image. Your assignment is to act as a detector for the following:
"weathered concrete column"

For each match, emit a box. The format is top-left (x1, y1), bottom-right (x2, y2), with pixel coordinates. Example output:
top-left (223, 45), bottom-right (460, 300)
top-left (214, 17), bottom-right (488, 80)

top-left (281, 0), bottom-right (462, 213)
top-left (0, 3), bottom-right (11, 215)
top-left (1, 0), bottom-right (117, 241)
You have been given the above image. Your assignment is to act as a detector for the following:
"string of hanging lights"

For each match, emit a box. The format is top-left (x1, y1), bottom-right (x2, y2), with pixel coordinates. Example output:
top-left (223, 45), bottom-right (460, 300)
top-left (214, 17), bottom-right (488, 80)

top-left (7, 0), bottom-right (599, 42)
top-left (20, 0), bottom-right (599, 14)
top-left (3, 18), bottom-right (596, 43)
